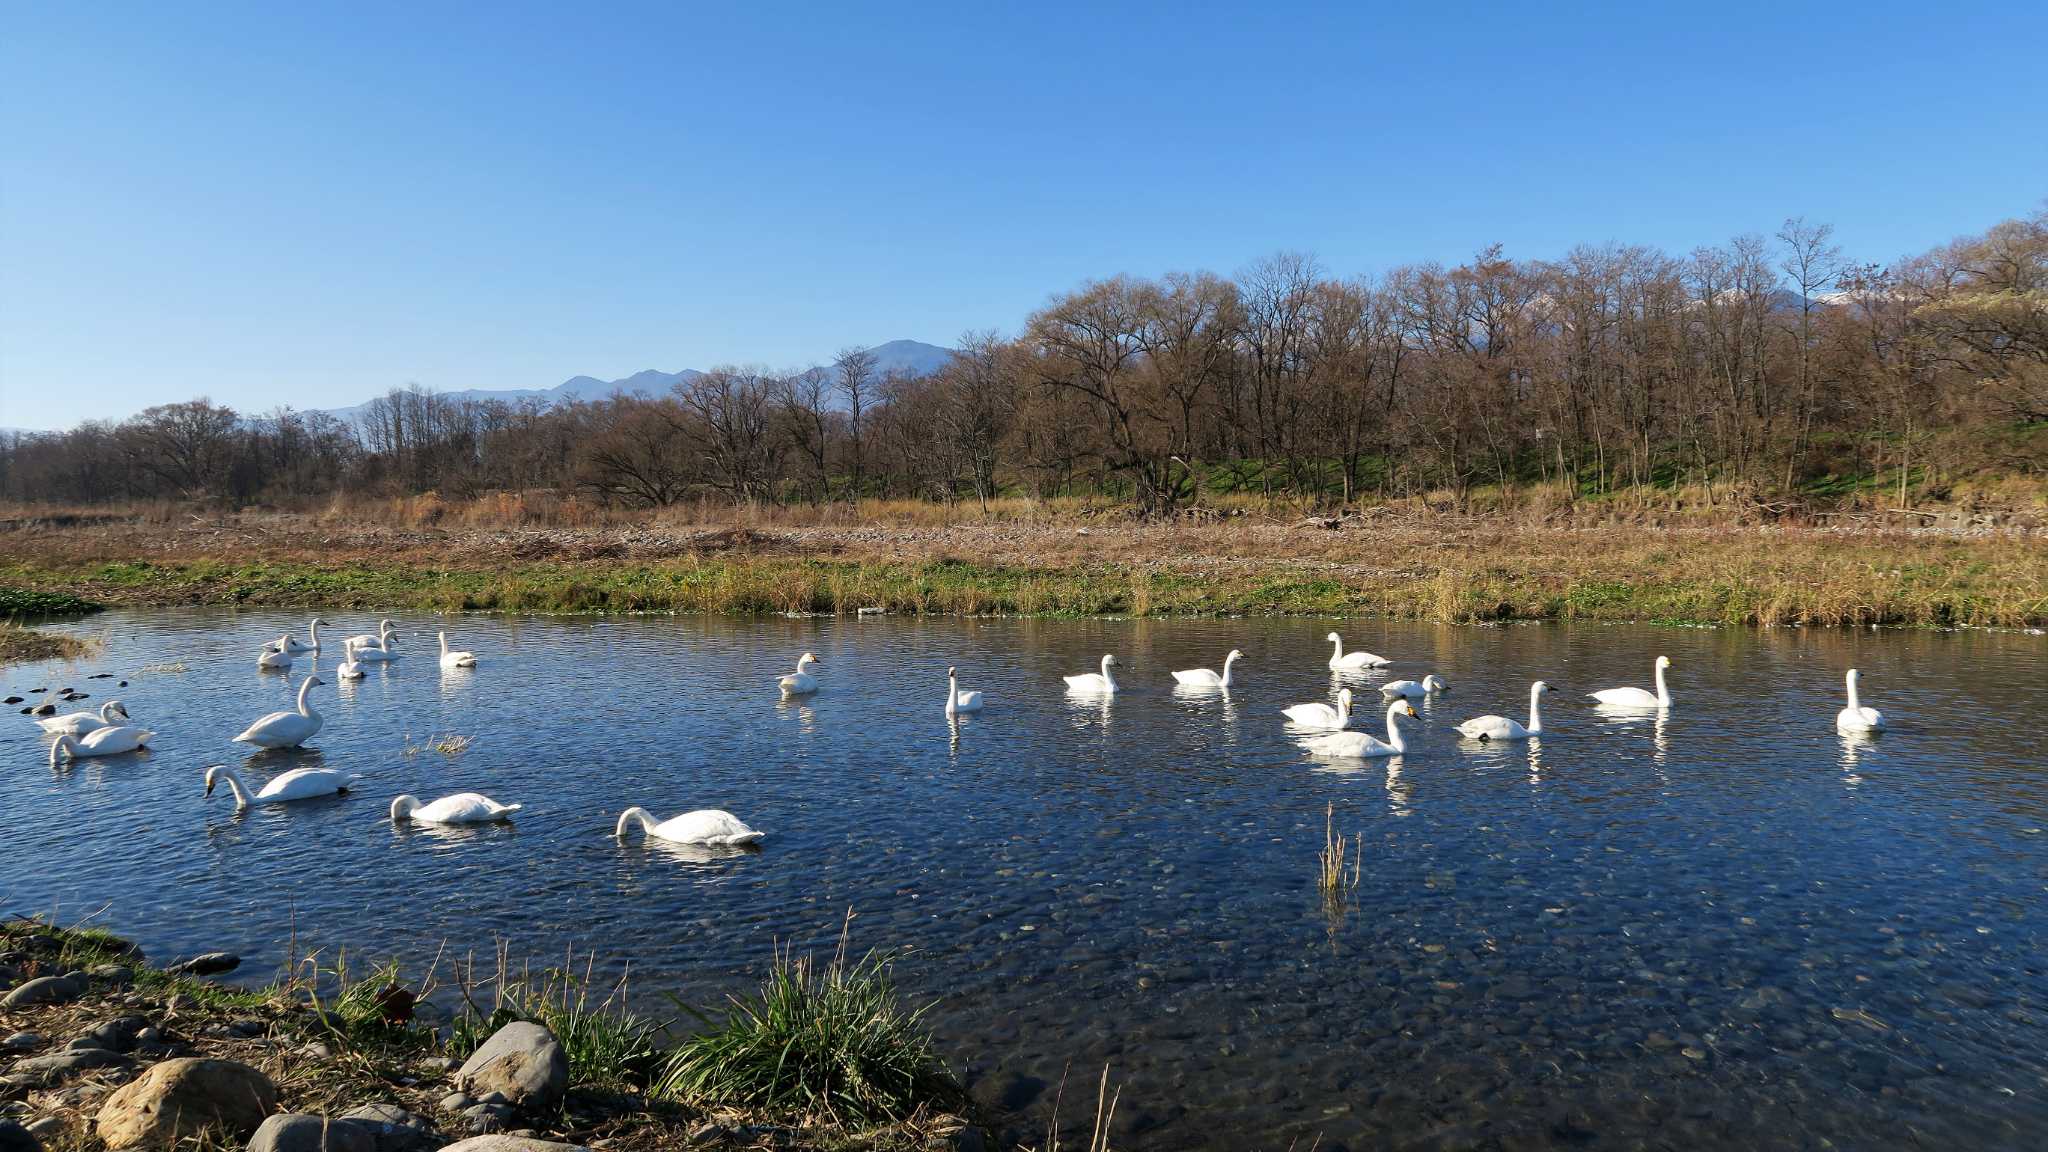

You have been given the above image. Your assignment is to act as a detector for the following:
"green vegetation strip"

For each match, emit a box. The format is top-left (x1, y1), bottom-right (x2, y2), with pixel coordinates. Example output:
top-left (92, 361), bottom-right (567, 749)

top-left (2, 541), bottom-right (2043, 628)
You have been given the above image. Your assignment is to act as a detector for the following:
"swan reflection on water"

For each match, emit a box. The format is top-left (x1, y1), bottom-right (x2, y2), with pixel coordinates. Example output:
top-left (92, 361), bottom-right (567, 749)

top-left (1840, 730), bottom-right (1877, 788)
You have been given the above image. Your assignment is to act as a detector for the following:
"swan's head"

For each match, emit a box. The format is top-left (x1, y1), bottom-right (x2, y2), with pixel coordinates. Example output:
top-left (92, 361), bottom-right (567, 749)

top-left (49, 734), bottom-right (76, 763)
top-left (1846, 668), bottom-right (1861, 685)
top-left (947, 665), bottom-right (957, 677)
top-left (1326, 632), bottom-right (1342, 643)
top-left (313, 618), bottom-right (330, 626)
top-left (203, 765), bottom-right (224, 796)
top-left (1337, 688), bottom-right (1353, 707)
top-left (305, 675), bottom-right (326, 688)
top-left (1226, 649), bottom-right (1244, 661)
top-left (106, 700), bottom-right (129, 720)
top-left (1531, 680), bottom-right (1549, 695)
top-left (1656, 655), bottom-right (1672, 669)
top-left (1392, 701), bottom-right (1419, 720)
top-left (1423, 674), bottom-right (1448, 692)
top-left (798, 652), bottom-right (820, 669)
top-left (1104, 654), bottom-right (1119, 664)
top-left (390, 795), bottom-right (420, 822)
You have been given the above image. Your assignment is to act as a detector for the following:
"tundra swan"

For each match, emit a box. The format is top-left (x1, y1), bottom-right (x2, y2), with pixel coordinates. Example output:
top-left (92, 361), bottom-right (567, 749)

top-left (778, 652), bottom-right (822, 696)
top-left (1836, 668), bottom-right (1885, 733)
top-left (257, 636), bottom-right (296, 670)
top-left (438, 631), bottom-right (476, 669)
top-left (276, 619), bottom-right (330, 654)
top-left (1457, 681), bottom-right (1549, 741)
top-left (205, 764), bottom-right (359, 810)
top-left (1590, 656), bottom-right (1671, 709)
top-left (1380, 674), bottom-right (1449, 697)
top-left (613, 807), bottom-right (764, 846)
top-left (1283, 687), bottom-right (1353, 731)
top-left (233, 675), bottom-right (324, 749)
top-left (1307, 702), bottom-right (1418, 758)
top-left (946, 666), bottom-right (984, 715)
top-left (336, 639), bottom-right (365, 680)
top-left (48, 726), bottom-right (155, 763)
top-left (1326, 633), bottom-right (1390, 670)
top-left (1173, 650), bottom-right (1242, 688)
top-left (1064, 654), bottom-right (1119, 695)
top-left (391, 792), bottom-right (521, 824)
top-left (37, 700), bottom-right (128, 736)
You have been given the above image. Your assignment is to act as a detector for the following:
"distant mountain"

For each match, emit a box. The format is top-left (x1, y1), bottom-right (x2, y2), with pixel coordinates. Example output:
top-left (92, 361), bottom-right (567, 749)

top-left (316, 339), bottom-right (954, 424)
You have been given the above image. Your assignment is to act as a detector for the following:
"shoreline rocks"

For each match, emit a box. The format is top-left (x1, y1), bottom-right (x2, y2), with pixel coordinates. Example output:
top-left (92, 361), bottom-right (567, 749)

top-left (96, 1058), bottom-right (277, 1149)
top-left (453, 1024), bottom-right (566, 1113)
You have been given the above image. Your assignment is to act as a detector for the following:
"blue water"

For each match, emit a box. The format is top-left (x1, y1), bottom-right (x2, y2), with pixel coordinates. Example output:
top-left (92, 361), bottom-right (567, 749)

top-left (4, 612), bottom-right (2045, 1150)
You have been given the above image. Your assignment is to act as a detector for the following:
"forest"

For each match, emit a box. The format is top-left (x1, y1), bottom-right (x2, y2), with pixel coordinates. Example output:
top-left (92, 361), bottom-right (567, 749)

top-left (4, 207), bottom-right (2042, 517)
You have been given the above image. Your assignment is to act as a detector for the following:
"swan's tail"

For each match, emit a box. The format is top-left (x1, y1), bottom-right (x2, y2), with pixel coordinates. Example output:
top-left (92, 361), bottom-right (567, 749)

top-left (501, 803), bottom-right (525, 813)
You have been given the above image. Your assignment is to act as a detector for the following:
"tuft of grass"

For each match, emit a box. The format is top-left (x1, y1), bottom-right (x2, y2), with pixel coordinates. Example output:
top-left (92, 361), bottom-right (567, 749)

top-left (1316, 803), bottom-right (1361, 916)
top-left (0, 621), bottom-right (97, 665)
top-left (449, 942), bottom-right (664, 1091)
top-left (403, 732), bottom-right (476, 758)
top-left (1036, 1065), bottom-right (1121, 1152)
top-left (656, 922), bottom-right (964, 1125)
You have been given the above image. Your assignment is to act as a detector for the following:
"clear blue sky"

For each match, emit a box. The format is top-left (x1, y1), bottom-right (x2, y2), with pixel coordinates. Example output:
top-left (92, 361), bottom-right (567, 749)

top-left (4, 0), bottom-right (2043, 430)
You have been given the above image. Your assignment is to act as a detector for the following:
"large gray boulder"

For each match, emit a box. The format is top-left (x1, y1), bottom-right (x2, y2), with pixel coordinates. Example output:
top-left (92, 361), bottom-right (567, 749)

top-left (335, 1105), bottom-right (435, 1152)
top-left (96, 1058), bottom-right (278, 1149)
top-left (1, 976), bottom-right (84, 1009)
top-left (453, 1024), bottom-right (567, 1111)
top-left (245, 1114), bottom-right (374, 1152)
top-left (436, 1139), bottom-right (589, 1152)
top-left (9, 1048), bottom-right (135, 1086)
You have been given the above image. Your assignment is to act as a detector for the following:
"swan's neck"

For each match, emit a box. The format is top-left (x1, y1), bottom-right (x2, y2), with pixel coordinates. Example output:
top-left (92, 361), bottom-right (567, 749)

top-left (1100, 657), bottom-right (1116, 690)
top-left (295, 678), bottom-right (319, 719)
top-left (1221, 653), bottom-right (1237, 686)
top-left (49, 738), bottom-right (69, 766)
top-left (100, 702), bottom-right (119, 721)
top-left (1654, 663), bottom-right (1671, 707)
top-left (1330, 637), bottom-right (1343, 662)
top-left (1845, 673), bottom-right (1860, 712)
top-left (617, 808), bottom-right (657, 837)
top-left (1335, 695), bottom-right (1350, 727)
top-left (946, 673), bottom-right (959, 714)
top-left (217, 769), bottom-right (252, 809)
top-left (439, 633), bottom-right (450, 656)
top-left (1527, 686), bottom-right (1544, 733)
top-left (1386, 707), bottom-right (1407, 752)
top-left (307, 620), bottom-right (320, 645)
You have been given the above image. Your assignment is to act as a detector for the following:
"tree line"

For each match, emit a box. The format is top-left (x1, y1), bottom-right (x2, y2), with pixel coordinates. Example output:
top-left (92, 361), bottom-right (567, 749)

top-left (3, 206), bottom-right (2041, 515)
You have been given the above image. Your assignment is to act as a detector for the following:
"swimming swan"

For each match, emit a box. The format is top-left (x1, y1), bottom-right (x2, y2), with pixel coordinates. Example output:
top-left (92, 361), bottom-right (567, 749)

top-left (438, 631), bottom-right (476, 669)
top-left (946, 666), bottom-right (984, 715)
top-left (1307, 702), bottom-right (1418, 758)
top-left (336, 639), bottom-right (365, 680)
top-left (1591, 656), bottom-right (1672, 709)
top-left (779, 652), bottom-right (822, 696)
top-left (613, 807), bottom-right (764, 846)
top-left (1064, 654), bottom-right (1119, 695)
top-left (233, 675), bottom-right (324, 749)
top-left (344, 619), bottom-right (398, 650)
top-left (355, 632), bottom-right (398, 663)
top-left (1173, 650), bottom-right (1242, 688)
top-left (37, 699), bottom-right (129, 736)
top-left (49, 726), bottom-right (155, 763)
top-left (1836, 668), bottom-right (1885, 733)
top-left (1326, 633), bottom-right (1390, 670)
top-left (1380, 674), bottom-right (1449, 698)
top-left (1457, 681), bottom-right (1549, 741)
top-left (276, 618), bottom-right (330, 654)
top-left (391, 792), bottom-right (522, 824)
top-left (1283, 687), bottom-right (1353, 731)
top-left (205, 764), bottom-right (359, 810)
top-left (257, 636), bottom-right (296, 670)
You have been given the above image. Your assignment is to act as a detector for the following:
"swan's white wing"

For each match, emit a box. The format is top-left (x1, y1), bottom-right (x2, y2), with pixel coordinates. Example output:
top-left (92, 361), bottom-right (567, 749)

top-left (1281, 702), bottom-right (1336, 726)
top-left (1381, 680), bottom-right (1421, 696)
top-left (416, 792), bottom-right (516, 822)
top-left (1590, 687), bottom-right (1660, 707)
top-left (1308, 731), bottom-right (1396, 758)
top-left (954, 691), bottom-right (984, 712)
top-left (1063, 674), bottom-right (1109, 692)
top-left (655, 809), bottom-right (764, 846)
top-left (1172, 668), bottom-right (1220, 686)
top-left (1457, 715), bottom-right (1524, 740)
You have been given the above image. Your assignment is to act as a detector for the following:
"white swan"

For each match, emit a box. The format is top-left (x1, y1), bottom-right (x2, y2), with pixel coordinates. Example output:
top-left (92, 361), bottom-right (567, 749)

top-left (1457, 681), bottom-right (1549, 741)
top-left (614, 807), bottom-right (764, 846)
top-left (1283, 687), bottom-right (1353, 731)
top-left (205, 764), bottom-right (360, 810)
top-left (49, 726), bottom-right (155, 763)
top-left (355, 632), bottom-right (398, 663)
top-left (391, 792), bottom-right (521, 824)
top-left (1173, 649), bottom-right (1242, 688)
top-left (1326, 633), bottom-right (1390, 670)
top-left (37, 699), bottom-right (129, 736)
top-left (1307, 701), bottom-right (1418, 758)
top-left (257, 636), bottom-right (296, 670)
top-left (336, 639), bottom-right (364, 680)
top-left (1590, 655), bottom-right (1671, 709)
top-left (945, 666), bottom-right (984, 715)
top-left (1836, 668), bottom-right (1885, 733)
top-left (276, 618), bottom-right (330, 654)
top-left (778, 652), bottom-right (822, 696)
top-left (344, 619), bottom-right (397, 650)
top-left (1064, 654), bottom-right (1119, 695)
top-left (233, 675), bottom-right (324, 749)
top-left (438, 631), bottom-right (476, 669)
top-left (1380, 674), bottom-right (1449, 698)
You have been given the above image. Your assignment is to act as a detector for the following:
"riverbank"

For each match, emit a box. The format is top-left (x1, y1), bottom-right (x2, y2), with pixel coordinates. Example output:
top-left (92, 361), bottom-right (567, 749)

top-left (1, 510), bottom-right (2043, 628)
top-left (0, 917), bottom-right (998, 1152)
